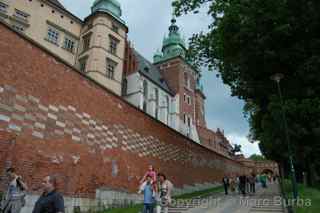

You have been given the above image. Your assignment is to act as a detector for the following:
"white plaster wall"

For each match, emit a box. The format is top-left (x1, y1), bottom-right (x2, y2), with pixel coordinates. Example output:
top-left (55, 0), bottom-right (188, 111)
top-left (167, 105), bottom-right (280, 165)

top-left (125, 73), bottom-right (141, 108)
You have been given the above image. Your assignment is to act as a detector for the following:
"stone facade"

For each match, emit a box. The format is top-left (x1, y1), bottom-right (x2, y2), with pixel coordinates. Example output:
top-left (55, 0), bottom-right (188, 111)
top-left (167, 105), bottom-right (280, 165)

top-left (0, 0), bottom-right (127, 95)
top-left (236, 155), bottom-right (279, 175)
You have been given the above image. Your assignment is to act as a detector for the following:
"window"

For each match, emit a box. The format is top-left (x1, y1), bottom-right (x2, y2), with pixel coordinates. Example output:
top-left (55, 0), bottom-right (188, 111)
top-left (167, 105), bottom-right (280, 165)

top-left (154, 88), bottom-right (159, 119)
top-left (106, 58), bottom-right (117, 79)
top-left (109, 36), bottom-right (118, 55)
top-left (47, 26), bottom-right (60, 45)
top-left (0, 2), bottom-right (8, 14)
top-left (79, 58), bottom-right (87, 73)
top-left (183, 113), bottom-right (187, 124)
top-left (165, 96), bottom-right (170, 124)
top-left (122, 79), bottom-right (127, 96)
top-left (111, 23), bottom-right (119, 33)
top-left (187, 96), bottom-right (192, 105)
top-left (12, 24), bottom-right (25, 32)
top-left (184, 72), bottom-right (188, 87)
top-left (143, 80), bottom-right (148, 112)
top-left (14, 9), bottom-right (30, 21)
top-left (63, 37), bottom-right (75, 53)
top-left (183, 94), bottom-right (186, 102)
top-left (184, 72), bottom-right (191, 89)
top-left (187, 116), bottom-right (191, 127)
top-left (201, 103), bottom-right (205, 116)
top-left (82, 33), bottom-right (91, 52)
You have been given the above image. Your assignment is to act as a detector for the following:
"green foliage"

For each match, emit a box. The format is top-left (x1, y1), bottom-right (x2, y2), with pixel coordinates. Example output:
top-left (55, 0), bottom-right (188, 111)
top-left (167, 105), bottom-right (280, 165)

top-left (173, 0), bottom-right (320, 185)
top-left (249, 154), bottom-right (266, 161)
top-left (284, 180), bottom-right (320, 213)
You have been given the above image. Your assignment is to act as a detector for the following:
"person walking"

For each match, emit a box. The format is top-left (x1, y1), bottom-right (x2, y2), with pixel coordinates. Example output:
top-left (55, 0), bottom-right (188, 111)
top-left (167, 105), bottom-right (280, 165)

top-left (248, 174), bottom-right (256, 194)
top-left (32, 175), bottom-right (64, 213)
top-left (156, 173), bottom-right (173, 213)
top-left (222, 175), bottom-right (230, 195)
top-left (236, 175), bottom-right (241, 194)
top-left (260, 173), bottom-right (267, 188)
top-left (138, 175), bottom-right (155, 213)
top-left (239, 174), bottom-right (247, 195)
top-left (229, 177), bottom-right (236, 193)
top-left (0, 168), bottom-right (27, 213)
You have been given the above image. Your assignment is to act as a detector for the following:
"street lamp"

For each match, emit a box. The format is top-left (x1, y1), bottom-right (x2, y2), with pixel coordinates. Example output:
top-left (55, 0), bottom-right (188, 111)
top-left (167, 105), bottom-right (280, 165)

top-left (270, 73), bottom-right (298, 200)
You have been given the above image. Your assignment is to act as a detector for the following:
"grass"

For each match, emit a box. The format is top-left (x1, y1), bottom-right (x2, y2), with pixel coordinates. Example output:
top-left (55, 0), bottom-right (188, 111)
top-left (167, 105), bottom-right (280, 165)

top-left (101, 204), bottom-right (143, 213)
top-left (283, 180), bottom-right (320, 213)
top-left (100, 186), bottom-right (223, 213)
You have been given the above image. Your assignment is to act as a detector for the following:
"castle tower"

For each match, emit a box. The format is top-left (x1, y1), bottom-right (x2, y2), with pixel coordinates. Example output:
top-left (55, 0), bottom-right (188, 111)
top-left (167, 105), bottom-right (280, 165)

top-left (77, 0), bottom-right (128, 95)
top-left (153, 18), bottom-right (200, 143)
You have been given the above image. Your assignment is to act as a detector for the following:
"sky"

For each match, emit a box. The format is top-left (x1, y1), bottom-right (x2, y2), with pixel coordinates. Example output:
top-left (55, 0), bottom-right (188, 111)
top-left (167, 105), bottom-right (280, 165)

top-left (59, 0), bottom-right (261, 157)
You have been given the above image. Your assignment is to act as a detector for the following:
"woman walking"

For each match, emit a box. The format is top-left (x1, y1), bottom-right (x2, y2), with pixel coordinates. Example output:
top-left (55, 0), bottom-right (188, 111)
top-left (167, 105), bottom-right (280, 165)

top-left (0, 168), bottom-right (27, 213)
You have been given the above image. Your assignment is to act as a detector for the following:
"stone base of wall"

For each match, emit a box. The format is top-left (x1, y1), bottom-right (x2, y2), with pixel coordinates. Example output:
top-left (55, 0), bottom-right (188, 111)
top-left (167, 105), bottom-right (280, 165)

top-left (20, 182), bottom-right (222, 213)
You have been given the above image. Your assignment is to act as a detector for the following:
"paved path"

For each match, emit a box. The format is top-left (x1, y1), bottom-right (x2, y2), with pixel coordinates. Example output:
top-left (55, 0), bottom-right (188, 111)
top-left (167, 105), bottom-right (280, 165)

top-left (165, 183), bottom-right (284, 213)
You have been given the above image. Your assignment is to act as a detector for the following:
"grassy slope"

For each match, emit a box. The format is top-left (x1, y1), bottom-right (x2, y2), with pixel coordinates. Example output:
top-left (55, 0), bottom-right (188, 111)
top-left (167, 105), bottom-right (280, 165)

top-left (102, 186), bottom-right (224, 213)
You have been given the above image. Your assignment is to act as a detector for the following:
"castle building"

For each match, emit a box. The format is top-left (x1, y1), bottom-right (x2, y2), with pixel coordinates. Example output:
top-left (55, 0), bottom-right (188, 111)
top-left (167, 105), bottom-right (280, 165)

top-left (0, 0), bottom-right (234, 153)
top-left (123, 18), bottom-right (201, 142)
top-left (0, 0), bottom-right (127, 95)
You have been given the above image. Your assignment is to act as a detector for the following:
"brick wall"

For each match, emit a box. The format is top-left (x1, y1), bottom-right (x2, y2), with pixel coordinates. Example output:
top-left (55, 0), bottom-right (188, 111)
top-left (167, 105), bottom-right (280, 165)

top-left (0, 22), bottom-right (246, 197)
top-left (195, 90), bottom-right (207, 128)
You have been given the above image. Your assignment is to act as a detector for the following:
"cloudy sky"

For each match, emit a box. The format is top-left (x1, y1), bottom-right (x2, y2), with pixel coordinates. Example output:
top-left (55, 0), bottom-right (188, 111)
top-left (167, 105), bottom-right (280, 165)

top-left (59, 0), bottom-right (260, 157)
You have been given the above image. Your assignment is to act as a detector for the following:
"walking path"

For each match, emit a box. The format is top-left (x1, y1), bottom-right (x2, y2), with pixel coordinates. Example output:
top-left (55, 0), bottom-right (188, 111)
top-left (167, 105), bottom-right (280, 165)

top-left (164, 182), bottom-right (284, 213)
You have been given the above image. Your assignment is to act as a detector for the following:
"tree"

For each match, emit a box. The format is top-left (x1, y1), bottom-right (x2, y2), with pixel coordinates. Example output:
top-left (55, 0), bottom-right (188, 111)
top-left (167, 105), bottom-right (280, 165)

top-left (173, 0), bottom-right (320, 185)
top-left (249, 154), bottom-right (265, 162)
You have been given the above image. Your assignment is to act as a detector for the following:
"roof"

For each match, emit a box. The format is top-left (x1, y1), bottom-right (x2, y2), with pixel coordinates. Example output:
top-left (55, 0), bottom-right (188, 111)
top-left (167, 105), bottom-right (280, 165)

top-left (133, 50), bottom-right (173, 95)
top-left (44, 0), bottom-right (83, 24)
top-left (48, 0), bottom-right (65, 9)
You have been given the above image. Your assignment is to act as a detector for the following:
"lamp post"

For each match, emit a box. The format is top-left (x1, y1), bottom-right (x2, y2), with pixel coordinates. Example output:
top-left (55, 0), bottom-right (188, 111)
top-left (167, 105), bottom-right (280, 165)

top-left (270, 73), bottom-right (298, 200)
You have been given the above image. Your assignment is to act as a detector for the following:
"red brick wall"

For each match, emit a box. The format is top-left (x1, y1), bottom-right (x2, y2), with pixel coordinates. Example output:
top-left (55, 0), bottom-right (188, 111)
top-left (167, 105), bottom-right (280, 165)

top-left (123, 41), bottom-right (137, 76)
top-left (195, 90), bottom-right (206, 128)
top-left (0, 23), bottom-right (245, 197)
top-left (157, 58), bottom-right (197, 124)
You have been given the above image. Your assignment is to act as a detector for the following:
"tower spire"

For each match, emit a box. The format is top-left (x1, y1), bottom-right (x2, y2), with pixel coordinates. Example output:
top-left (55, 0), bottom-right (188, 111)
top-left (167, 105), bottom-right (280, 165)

top-left (169, 16), bottom-right (179, 34)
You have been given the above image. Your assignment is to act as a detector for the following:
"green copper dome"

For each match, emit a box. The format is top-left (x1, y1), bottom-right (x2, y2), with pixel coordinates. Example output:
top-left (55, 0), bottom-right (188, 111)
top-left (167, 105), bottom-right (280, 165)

top-left (162, 19), bottom-right (186, 51)
top-left (153, 18), bottom-right (186, 63)
top-left (91, 0), bottom-right (122, 19)
top-left (153, 49), bottom-right (163, 63)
